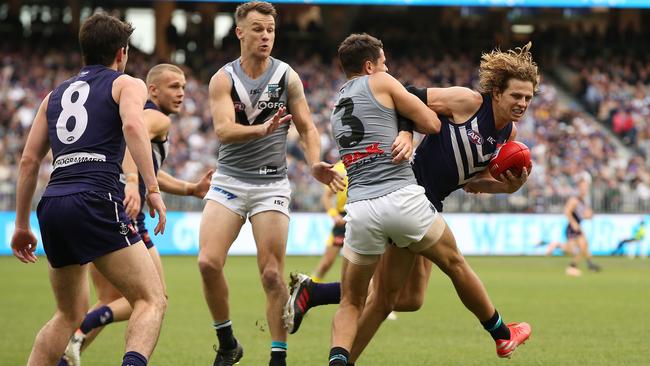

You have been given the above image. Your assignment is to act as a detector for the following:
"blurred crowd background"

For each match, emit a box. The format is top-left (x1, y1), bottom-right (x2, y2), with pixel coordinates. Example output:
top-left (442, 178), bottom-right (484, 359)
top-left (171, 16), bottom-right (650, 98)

top-left (1, 2), bottom-right (649, 213)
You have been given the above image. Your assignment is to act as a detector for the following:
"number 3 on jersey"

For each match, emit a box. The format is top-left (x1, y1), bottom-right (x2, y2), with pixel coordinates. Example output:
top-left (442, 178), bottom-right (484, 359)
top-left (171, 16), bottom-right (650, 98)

top-left (334, 97), bottom-right (365, 148)
top-left (56, 81), bottom-right (90, 144)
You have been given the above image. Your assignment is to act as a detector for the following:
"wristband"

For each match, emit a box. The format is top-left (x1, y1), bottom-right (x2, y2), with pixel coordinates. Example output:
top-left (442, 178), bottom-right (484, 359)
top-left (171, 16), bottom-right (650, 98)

top-left (327, 208), bottom-right (339, 218)
top-left (397, 115), bottom-right (414, 133)
top-left (125, 173), bottom-right (138, 183)
top-left (147, 185), bottom-right (161, 196)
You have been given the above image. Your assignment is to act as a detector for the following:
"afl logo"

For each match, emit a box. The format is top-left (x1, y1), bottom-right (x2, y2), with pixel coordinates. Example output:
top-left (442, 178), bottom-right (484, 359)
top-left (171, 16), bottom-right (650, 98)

top-left (234, 102), bottom-right (245, 112)
top-left (466, 129), bottom-right (483, 145)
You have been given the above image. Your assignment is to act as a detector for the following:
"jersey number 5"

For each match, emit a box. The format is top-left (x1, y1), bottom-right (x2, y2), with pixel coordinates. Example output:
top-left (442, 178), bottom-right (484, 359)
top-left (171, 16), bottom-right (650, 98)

top-left (334, 97), bottom-right (364, 148)
top-left (56, 81), bottom-right (90, 145)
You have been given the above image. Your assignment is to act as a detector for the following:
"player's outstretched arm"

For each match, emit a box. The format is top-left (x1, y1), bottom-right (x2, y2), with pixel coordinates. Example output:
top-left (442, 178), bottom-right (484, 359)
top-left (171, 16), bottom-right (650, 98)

top-left (375, 73), bottom-right (441, 134)
top-left (407, 85), bottom-right (482, 118)
top-left (11, 94), bottom-right (51, 263)
top-left (116, 75), bottom-right (166, 234)
top-left (157, 169), bottom-right (213, 199)
top-left (210, 70), bottom-right (291, 144)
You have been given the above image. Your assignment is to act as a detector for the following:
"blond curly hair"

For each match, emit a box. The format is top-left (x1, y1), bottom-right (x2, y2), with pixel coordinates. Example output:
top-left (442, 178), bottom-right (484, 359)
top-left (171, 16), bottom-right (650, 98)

top-left (479, 42), bottom-right (539, 95)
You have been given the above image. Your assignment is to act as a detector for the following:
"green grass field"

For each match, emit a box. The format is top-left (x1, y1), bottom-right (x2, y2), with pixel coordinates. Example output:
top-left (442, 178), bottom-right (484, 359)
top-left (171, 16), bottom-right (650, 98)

top-left (2, 256), bottom-right (649, 365)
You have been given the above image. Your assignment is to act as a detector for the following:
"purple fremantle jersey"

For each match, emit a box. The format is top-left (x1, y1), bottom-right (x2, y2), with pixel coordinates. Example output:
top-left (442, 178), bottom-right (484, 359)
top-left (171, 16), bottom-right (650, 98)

top-left (412, 93), bottom-right (512, 211)
top-left (44, 65), bottom-right (125, 196)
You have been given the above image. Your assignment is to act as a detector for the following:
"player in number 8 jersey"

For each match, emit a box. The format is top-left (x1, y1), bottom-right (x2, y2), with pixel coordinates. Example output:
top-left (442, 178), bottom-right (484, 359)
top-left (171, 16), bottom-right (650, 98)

top-left (10, 13), bottom-right (166, 366)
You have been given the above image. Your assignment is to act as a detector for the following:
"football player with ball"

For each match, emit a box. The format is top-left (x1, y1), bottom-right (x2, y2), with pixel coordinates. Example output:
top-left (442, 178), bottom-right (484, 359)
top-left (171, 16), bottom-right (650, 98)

top-left (284, 43), bottom-right (538, 364)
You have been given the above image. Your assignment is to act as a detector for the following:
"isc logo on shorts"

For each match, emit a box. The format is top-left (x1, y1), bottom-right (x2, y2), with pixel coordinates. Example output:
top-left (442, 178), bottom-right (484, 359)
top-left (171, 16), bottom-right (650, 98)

top-left (273, 199), bottom-right (286, 207)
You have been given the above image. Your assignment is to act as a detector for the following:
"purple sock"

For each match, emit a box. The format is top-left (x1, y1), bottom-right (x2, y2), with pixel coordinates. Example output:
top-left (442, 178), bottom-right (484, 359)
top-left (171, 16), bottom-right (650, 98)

top-left (79, 305), bottom-right (114, 334)
top-left (122, 351), bottom-right (147, 366)
top-left (310, 282), bottom-right (341, 307)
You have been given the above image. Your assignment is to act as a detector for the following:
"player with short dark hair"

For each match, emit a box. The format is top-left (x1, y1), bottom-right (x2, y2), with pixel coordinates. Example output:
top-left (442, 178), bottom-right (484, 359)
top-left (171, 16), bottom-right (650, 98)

top-left (11, 13), bottom-right (167, 366)
top-left (325, 32), bottom-right (445, 366)
top-left (60, 63), bottom-right (213, 366)
top-left (286, 40), bottom-right (537, 365)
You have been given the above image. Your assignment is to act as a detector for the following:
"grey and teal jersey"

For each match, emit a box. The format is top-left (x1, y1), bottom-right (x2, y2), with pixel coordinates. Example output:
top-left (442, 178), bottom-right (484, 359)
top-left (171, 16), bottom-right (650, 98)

top-left (217, 57), bottom-right (291, 183)
top-left (412, 93), bottom-right (512, 211)
top-left (44, 65), bottom-right (125, 197)
top-left (331, 76), bottom-right (416, 203)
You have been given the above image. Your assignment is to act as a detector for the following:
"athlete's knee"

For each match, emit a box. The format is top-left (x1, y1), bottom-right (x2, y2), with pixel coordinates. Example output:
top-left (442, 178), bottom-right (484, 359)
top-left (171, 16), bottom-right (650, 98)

top-left (56, 306), bottom-right (86, 329)
top-left (393, 290), bottom-right (425, 312)
top-left (260, 266), bottom-right (284, 293)
top-left (366, 289), bottom-right (399, 317)
top-left (434, 246), bottom-right (467, 277)
top-left (197, 252), bottom-right (226, 278)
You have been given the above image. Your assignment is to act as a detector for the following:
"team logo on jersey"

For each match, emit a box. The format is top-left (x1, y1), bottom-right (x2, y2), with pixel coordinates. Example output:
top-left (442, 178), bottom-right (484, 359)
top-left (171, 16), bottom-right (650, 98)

top-left (257, 101), bottom-right (285, 109)
top-left (234, 101), bottom-right (246, 112)
top-left (466, 129), bottom-right (484, 145)
top-left (267, 84), bottom-right (282, 98)
top-left (342, 143), bottom-right (385, 168)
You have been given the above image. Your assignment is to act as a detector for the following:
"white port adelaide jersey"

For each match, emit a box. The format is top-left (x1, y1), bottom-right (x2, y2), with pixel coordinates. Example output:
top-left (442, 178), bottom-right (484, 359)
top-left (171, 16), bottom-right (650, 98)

top-left (412, 93), bottom-right (512, 211)
top-left (218, 57), bottom-right (291, 183)
top-left (331, 76), bottom-right (416, 203)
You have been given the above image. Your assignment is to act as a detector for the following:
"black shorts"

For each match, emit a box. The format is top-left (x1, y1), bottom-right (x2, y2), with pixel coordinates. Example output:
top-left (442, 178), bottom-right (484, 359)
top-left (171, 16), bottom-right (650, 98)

top-left (37, 191), bottom-right (141, 268)
top-left (565, 224), bottom-right (583, 239)
top-left (131, 211), bottom-right (154, 249)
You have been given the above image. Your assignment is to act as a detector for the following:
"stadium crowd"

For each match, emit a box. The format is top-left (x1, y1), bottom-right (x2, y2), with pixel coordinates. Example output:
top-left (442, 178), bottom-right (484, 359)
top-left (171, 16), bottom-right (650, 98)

top-left (2, 30), bottom-right (649, 213)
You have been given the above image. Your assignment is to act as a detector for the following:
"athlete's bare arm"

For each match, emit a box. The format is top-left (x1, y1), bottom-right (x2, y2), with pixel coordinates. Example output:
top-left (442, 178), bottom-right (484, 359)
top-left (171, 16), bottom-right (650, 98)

top-left (157, 169), bottom-right (212, 199)
top-left (11, 94), bottom-right (51, 263)
top-left (114, 75), bottom-right (166, 234)
top-left (425, 87), bottom-right (483, 122)
top-left (370, 72), bottom-right (440, 134)
top-left (287, 69), bottom-right (319, 167)
top-left (463, 125), bottom-right (528, 194)
top-left (288, 68), bottom-right (344, 191)
top-left (209, 70), bottom-right (291, 144)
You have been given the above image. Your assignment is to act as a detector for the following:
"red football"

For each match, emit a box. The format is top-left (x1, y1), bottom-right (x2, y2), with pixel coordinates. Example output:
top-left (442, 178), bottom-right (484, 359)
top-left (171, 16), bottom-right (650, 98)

top-left (488, 141), bottom-right (532, 180)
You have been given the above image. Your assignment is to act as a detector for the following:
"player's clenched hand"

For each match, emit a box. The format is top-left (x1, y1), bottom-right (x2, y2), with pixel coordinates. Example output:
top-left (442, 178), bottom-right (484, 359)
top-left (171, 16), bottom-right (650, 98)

top-left (123, 181), bottom-right (141, 220)
top-left (192, 169), bottom-right (214, 199)
top-left (391, 131), bottom-right (414, 164)
top-left (311, 162), bottom-right (345, 192)
top-left (146, 192), bottom-right (167, 235)
top-left (11, 227), bottom-right (38, 264)
top-left (501, 167), bottom-right (528, 193)
top-left (262, 106), bottom-right (292, 136)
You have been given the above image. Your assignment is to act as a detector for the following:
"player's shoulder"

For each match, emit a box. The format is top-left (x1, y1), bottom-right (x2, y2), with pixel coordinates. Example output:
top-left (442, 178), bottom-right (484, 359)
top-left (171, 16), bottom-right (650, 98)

top-left (209, 68), bottom-right (233, 91)
top-left (114, 74), bottom-right (146, 91)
